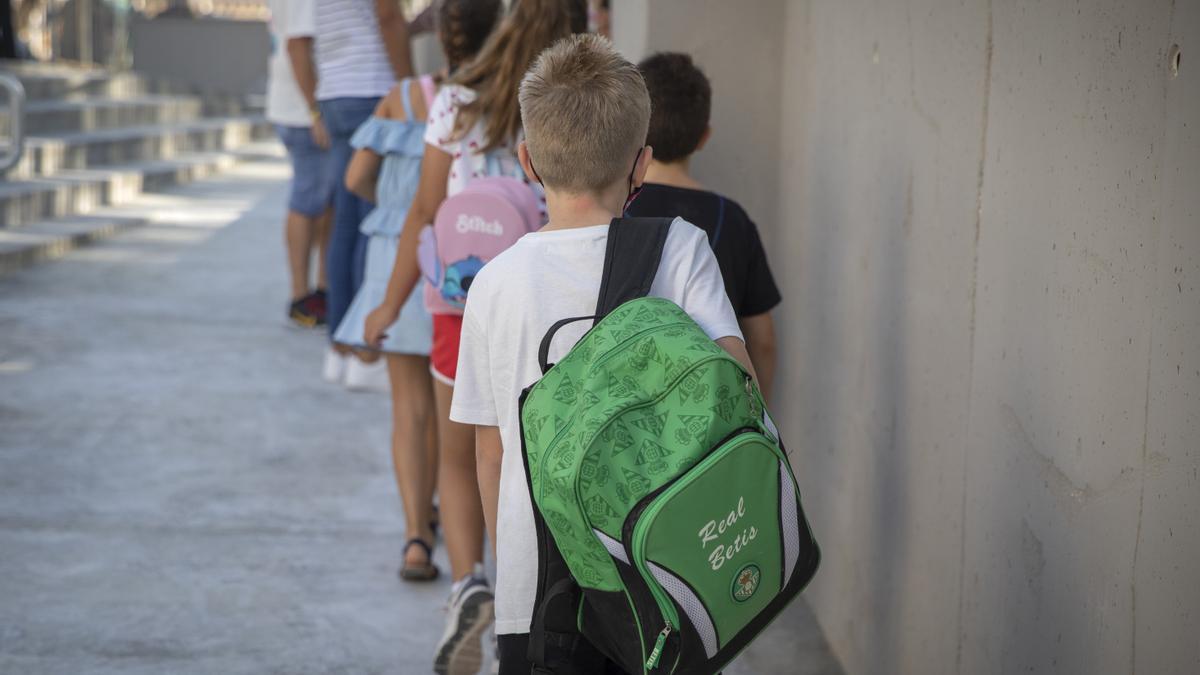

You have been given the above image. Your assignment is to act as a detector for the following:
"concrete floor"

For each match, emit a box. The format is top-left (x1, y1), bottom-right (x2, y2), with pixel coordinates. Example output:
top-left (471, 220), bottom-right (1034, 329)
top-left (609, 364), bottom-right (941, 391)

top-left (0, 158), bottom-right (843, 674)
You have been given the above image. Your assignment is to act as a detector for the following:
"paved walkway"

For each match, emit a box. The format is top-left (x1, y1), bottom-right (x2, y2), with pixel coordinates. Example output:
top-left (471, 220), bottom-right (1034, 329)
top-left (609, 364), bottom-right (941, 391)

top-left (0, 157), bottom-right (842, 674)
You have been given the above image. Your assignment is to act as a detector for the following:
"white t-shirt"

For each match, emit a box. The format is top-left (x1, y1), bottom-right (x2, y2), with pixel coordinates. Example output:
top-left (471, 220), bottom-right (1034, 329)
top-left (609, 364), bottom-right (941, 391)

top-left (266, 0), bottom-right (316, 127)
top-left (314, 0), bottom-right (396, 101)
top-left (423, 84), bottom-right (546, 214)
top-left (449, 218), bottom-right (743, 634)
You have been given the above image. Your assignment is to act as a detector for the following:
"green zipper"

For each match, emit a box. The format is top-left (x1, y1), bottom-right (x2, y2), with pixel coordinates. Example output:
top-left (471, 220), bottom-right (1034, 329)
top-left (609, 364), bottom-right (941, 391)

top-left (562, 352), bottom-right (748, 520)
top-left (532, 320), bottom-right (694, 501)
top-left (587, 321), bottom-right (692, 373)
top-left (645, 624), bottom-right (671, 669)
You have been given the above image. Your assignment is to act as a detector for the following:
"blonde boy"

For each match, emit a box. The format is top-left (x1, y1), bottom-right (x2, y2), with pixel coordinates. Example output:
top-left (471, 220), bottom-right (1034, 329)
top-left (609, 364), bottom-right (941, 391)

top-left (449, 34), bottom-right (756, 673)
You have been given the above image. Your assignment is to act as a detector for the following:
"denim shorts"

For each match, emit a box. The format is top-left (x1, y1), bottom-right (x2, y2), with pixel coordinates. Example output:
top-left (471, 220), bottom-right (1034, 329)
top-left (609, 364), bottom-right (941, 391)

top-left (275, 124), bottom-right (335, 217)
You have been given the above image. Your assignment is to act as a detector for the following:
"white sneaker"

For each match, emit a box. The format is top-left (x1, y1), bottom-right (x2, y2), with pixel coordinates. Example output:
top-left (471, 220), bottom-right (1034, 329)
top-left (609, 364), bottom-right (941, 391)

top-left (434, 569), bottom-right (495, 675)
top-left (322, 348), bottom-right (348, 384)
top-left (344, 356), bottom-right (390, 393)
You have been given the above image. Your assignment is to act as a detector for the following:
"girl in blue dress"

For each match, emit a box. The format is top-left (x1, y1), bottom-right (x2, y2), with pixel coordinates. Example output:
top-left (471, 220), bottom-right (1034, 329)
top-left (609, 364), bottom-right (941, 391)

top-left (337, 0), bottom-right (499, 583)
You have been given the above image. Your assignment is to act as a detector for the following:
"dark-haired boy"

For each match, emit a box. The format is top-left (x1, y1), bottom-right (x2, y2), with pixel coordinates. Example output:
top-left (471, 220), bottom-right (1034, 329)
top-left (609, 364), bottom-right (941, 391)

top-left (626, 52), bottom-right (782, 400)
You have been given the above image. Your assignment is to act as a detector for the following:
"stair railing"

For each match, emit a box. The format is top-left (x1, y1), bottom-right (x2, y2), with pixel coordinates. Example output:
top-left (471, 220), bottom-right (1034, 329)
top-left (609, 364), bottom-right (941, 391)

top-left (0, 73), bottom-right (26, 176)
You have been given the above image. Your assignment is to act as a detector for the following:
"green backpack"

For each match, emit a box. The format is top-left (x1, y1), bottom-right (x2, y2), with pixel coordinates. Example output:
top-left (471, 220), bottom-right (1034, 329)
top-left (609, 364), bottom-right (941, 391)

top-left (519, 217), bottom-right (820, 675)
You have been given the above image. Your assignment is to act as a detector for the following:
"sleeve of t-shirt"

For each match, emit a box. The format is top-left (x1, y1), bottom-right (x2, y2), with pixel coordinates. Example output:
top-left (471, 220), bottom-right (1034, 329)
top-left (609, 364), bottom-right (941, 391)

top-left (672, 220), bottom-right (744, 342)
top-left (283, 0), bottom-right (316, 38)
top-left (739, 216), bottom-right (783, 316)
top-left (423, 86), bottom-right (462, 154)
top-left (449, 302), bottom-right (499, 426)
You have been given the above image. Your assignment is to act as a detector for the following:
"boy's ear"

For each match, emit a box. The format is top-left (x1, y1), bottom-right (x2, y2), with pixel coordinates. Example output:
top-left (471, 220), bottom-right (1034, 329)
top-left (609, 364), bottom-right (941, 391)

top-left (632, 145), bottom-right (654, 187)
top-left (696, 126), bottom-right (712, 153)
top-left (517, 141), bottom-right (541, 185)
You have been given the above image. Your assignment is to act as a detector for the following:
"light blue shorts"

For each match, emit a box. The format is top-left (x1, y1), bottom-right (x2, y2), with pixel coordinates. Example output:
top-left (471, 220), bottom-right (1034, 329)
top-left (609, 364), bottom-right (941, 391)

top-left (275, 124), bottom-right (335, 217)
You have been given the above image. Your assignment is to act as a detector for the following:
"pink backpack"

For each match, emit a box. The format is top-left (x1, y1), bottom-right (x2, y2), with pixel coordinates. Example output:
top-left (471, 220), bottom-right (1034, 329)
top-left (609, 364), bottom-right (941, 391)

top-left (417, 174), bottom-right (542, 314)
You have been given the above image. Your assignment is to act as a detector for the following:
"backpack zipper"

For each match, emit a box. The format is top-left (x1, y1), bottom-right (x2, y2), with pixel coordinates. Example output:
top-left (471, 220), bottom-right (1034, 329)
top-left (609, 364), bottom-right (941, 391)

top-left (619, 426), bottom-right (766, 673)
top-left (645, 624), bottom-right (671, 669)
top-left (540, 342), bottom-right (751, 526)
top-left (533, 320), bottom-right (694, 497)
top-left (586, 321), bottom-right (692, 373)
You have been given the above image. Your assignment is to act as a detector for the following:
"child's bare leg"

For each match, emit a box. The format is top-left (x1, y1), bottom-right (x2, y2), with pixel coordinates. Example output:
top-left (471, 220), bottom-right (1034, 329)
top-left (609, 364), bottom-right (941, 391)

top-left (387, 354), bottom-right (438, 567)
top-left (285, 210), bottom-right (316, 300)
top-left (426, 400), bottom-right (438, 513)
top-left (434, 379), bottom-right (486, 580)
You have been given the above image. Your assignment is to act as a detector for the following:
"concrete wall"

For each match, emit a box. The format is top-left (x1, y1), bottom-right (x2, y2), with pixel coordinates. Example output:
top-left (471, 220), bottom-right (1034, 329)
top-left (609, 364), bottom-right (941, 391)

top-left (128, 17), bottom-right (442, 98)
top-left (612, 0), bottom-right (786, 234)
top-left (618, 0), bottom-right (1199, 673)
top-left (130, 16), bottom-right (270, 96)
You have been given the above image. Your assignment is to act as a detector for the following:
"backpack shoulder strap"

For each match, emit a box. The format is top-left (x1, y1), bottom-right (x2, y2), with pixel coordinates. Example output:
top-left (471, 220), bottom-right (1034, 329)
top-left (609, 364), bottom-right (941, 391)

top-left (398, 77), bottom-right (416, 122)
top-left (536, 217), bottom-right (673, 375)
top-left (594, 216), bottom-right (674, 319)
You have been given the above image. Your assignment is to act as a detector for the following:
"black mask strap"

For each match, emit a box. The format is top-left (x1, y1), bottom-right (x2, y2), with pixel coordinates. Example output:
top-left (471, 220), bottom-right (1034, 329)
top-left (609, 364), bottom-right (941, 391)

top-left (526, 147), bottom-right (644, 211)
top-left (623, 147), bottom-right (645, 213)
top-left (527, 155), bottom-right (544, 186)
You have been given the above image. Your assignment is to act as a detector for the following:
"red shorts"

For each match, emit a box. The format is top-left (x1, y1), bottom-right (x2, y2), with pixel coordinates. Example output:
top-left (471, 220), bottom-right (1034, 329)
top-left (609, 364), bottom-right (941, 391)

top-left (431, 313), bottom-right (464, 385)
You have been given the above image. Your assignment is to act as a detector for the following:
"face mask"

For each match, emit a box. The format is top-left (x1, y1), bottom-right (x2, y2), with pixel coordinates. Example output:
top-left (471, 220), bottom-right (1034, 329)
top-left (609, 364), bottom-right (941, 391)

top-left (527, 147), bottom-right (646, 211)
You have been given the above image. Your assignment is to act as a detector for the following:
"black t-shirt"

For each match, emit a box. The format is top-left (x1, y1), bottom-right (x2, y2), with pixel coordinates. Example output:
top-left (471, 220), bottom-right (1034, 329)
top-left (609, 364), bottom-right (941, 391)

top-left (627, 183), bottom-right (781, 317)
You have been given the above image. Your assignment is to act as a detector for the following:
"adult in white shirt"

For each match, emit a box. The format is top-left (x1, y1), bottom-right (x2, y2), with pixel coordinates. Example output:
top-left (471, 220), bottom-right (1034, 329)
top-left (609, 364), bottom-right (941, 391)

top-left (267, 0), bottom-right (333, 327)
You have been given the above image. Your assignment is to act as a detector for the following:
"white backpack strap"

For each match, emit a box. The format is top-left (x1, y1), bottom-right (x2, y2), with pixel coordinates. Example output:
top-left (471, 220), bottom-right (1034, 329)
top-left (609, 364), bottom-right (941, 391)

top-left (398, 77), bottom-right (416, 122)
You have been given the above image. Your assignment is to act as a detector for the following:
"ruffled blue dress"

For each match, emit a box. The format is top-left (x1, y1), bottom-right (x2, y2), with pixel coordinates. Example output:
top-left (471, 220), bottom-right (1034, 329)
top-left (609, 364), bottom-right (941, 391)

top-left (333, 80), bottom-right (433, 355)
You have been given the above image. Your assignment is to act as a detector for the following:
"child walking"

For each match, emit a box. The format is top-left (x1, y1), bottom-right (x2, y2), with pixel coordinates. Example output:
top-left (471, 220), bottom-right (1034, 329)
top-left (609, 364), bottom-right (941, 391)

top-left (448, 35), bottom-right (756, 673)
top-left (626, 52), bottom-right (783, 401)
top-left (336, 0), bottom-right (500, 583)
top-left (362, 1), bottom-right (579, 672)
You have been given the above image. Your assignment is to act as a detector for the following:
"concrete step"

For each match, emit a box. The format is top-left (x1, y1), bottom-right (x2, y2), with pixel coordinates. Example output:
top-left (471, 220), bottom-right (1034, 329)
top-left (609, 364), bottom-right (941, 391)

top-left (6, 116), bottom-right (272, 180)
top-left (0, 213), bottom-right (146, 276)
top-left (1, 60), bottom-right (156, 100)
top-left (4, 96), bottom-right (209, 136)
top-left (0, 152), bottom-right (242, 229)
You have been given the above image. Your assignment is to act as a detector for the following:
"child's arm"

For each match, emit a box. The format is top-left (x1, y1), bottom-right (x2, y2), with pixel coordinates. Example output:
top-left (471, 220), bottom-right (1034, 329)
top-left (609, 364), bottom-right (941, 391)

top-left (716, 336), bottom-right (760, 387)
top-left (343, 95), bottom-right (397, 203)
top-left (374, 0), bottom-right (413, 81)
top-left (344, 148), bottom-right (382, 203)
top-left (363, 143), bottom-right (451, 346)
top-left (677, 226), bottom-right (760, 389)
top-left (475, 425), bottom-right (503, 558)
top-left (738, 312), bottom-right (776, 402)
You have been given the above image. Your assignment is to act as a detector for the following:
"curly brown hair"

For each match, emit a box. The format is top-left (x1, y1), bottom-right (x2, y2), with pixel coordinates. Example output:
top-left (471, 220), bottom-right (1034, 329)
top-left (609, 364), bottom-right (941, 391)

top-left (437, 0), bottom-right (500, 73)
top-left (638, 52), bottom-right (713, 163)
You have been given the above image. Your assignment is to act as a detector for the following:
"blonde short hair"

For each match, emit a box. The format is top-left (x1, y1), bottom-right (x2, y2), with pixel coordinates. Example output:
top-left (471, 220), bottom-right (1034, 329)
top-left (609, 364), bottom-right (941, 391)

top-left (518, 34), bottom-right (651, 193)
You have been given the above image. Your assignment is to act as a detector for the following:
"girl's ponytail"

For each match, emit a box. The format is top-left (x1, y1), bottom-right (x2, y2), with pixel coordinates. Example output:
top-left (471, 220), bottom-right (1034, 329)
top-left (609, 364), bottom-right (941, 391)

top-left (450, 0), bottom-right (584, 152)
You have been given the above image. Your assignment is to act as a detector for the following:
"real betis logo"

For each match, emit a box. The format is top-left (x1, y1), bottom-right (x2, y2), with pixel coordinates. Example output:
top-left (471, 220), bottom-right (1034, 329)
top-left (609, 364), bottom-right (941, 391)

top-left (732, 563), bottom-right (761, 603)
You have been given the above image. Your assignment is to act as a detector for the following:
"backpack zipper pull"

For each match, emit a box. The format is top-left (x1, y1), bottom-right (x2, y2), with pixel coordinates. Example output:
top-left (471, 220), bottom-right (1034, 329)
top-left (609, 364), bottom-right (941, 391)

top-left (745, 376), bottom-right (760, 417)
top-left (645, 624), bottom-right (671, 670)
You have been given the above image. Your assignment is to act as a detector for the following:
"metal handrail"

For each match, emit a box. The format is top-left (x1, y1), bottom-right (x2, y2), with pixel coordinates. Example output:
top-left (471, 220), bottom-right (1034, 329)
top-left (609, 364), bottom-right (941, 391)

top-left (0, 74), bottom-right (26, 176)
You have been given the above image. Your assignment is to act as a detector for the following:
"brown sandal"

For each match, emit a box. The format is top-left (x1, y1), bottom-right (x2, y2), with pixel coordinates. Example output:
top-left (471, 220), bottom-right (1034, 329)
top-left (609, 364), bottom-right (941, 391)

top-left (399, 538), bottom-right (440, 582)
